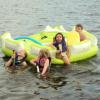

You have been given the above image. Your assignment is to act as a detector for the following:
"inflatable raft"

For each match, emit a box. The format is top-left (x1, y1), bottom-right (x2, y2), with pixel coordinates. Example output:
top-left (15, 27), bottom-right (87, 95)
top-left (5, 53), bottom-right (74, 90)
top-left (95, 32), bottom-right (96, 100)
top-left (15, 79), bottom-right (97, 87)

top-left (0, 26), bottom-right (98, 64)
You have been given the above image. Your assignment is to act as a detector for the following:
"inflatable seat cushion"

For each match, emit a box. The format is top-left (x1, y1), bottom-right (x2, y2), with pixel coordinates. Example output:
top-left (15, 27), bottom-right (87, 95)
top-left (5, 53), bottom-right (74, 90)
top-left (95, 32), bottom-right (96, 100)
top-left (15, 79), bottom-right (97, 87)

top-left (66, 31), bottom-right (80, 46)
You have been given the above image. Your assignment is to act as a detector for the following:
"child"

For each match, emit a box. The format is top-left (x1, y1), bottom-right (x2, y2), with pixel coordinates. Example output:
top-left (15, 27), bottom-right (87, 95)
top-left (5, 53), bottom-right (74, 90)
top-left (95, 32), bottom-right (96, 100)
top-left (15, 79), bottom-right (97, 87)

top-left (30, 48), bottom-right (51, 79)
top-left (5, 49), bottom-right (27, 72)
top-left (75, 24), bottom-right (87, 41)
top-left (52, 32), bottom-right (70, 65)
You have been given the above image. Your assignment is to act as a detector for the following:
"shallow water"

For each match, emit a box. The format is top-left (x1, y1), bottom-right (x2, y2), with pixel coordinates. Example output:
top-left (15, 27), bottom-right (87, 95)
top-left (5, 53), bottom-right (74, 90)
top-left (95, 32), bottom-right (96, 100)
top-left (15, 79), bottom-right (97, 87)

top-left (0, 0), bottom-right (100, 100)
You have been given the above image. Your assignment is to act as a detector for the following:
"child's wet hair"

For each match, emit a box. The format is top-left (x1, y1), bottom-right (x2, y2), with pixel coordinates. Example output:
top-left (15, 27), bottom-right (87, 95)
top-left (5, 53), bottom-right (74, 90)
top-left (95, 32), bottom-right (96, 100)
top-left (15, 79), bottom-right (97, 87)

top-left (54, 32), bottom-right (65, 41)
top-left (39, 49), bottom-right (51, 58)
top-left (76, 24), bottom-right (83, 30)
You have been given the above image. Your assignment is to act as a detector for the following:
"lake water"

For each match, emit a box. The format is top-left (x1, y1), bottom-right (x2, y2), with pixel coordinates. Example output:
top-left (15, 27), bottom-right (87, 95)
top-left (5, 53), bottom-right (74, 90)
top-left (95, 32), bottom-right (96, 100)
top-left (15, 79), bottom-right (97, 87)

top-left (0, 0), bottom-right (100, 100)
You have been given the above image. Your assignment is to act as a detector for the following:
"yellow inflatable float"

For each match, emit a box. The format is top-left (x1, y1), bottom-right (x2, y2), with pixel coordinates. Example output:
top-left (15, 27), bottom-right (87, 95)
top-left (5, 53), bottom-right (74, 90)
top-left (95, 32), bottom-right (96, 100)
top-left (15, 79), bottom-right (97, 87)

top-left (0, 26), bottom-right (98, 64)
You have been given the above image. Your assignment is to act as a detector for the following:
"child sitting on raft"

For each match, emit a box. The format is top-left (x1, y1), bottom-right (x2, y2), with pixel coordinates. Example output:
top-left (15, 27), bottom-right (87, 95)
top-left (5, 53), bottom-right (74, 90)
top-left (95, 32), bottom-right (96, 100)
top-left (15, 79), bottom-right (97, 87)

top-left (30, 48), bottom-right (51, 79)
top-left (75, 24), bottom-right (87, 41)
top-left (5, 48), bottom-right (27, 72)
top-left (52, 32), bottom-right (70, 65)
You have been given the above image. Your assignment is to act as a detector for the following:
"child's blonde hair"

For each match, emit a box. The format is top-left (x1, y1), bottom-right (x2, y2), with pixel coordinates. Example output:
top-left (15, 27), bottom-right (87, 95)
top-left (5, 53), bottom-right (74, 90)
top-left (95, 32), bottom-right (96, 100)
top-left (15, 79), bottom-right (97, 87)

top-left (39, 48), bottom-right (51, 58)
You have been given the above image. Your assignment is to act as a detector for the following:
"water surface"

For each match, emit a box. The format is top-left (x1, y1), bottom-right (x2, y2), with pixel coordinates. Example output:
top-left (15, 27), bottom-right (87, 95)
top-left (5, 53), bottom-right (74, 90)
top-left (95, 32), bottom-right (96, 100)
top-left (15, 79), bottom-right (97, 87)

top-left (0, 0), bottom-right (100, 100)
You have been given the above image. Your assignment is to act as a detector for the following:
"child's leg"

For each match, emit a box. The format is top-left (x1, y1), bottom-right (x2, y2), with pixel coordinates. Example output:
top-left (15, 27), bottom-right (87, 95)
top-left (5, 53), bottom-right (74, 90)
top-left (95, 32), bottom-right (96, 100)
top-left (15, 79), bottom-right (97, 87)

top-left (56, 52), bottom-right (62, 59)
top-left (66, 47), bottom-right (71, 59)
top-left (63, 55), bottom-right (70, 65)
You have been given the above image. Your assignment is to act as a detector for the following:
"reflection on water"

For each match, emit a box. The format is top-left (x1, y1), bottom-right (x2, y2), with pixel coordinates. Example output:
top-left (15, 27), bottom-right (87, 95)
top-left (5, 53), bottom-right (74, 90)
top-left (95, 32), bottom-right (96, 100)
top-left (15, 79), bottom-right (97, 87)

top-left (0, 0), bottom-right (100, 100)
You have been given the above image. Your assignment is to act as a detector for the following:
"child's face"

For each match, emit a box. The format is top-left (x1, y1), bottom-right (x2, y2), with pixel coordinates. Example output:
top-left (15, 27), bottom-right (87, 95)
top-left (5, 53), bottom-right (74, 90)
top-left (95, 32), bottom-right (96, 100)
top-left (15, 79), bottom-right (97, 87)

top-left (18, 50), bottom-right (25, 56)
top-left (56, 34), bottom-right (62, 42)
top-left (75, 27), bottom-right (82, 33)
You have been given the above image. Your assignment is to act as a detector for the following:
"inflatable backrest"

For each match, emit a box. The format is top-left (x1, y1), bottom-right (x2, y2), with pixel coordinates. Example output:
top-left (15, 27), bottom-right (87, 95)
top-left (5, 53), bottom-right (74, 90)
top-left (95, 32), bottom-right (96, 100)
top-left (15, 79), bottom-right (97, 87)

top-left (40, 32), bottom-right (67, 40)
top-left (40, 32), bottom-right (57, 39)
top-left (66, 31), bottom-right (80, 46)
top-left (43, 25), bottom-right (66, 32)
top-left (39, 31), bottom-right (80, 46)
top-left (0, 32), bottom-right (12, 47)
top-left (5, 39), bottom-right (24, 52)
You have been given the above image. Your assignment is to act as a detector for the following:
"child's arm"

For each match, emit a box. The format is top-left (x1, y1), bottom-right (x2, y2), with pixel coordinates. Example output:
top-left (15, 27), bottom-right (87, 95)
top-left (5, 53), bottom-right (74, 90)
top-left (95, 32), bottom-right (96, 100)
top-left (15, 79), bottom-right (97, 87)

top-left (11, 50), bottom-right (16, 59)
top-left (30, 58), bottom-right (38, 65)
top-left (5, 58), bottom-right (13, 67)
top-left (46, 43), bottom-right (56, 49)
top-left (5, 50), bottom-right (16, 67)
top-left (46, 38), bottom-right (56, 48)
top-left (41, 59), bottom-right (49, 76)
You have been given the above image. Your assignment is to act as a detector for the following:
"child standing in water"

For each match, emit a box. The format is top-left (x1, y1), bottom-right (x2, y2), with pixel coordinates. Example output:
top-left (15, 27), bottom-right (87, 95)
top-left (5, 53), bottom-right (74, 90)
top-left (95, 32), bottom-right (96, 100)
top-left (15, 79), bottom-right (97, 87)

top-left (5, 49), bottom-right (27, 72)
top-left (75, 24), bottom-right (87, 41)
top-left (53, 32), bottom-right (70, 65)
top-left (30, 48), bottom-right (51, 79)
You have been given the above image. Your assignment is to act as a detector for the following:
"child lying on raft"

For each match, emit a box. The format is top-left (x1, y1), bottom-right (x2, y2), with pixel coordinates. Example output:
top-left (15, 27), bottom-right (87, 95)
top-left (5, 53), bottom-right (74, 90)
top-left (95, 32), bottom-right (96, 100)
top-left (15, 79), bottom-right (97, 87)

top-left (5, 48), bottom-right (27, 73)
top-left (75, 24), bottom-right (87, 41)
top-left (30, 48), bottom-right (51, 79)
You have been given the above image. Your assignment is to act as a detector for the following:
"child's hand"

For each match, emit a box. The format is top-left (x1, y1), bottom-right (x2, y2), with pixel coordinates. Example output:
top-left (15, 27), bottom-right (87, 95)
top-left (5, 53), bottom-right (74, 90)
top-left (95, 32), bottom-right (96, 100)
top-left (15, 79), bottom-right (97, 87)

top-left (11, 54), bottom-right (16, 59)
top-left (57, 50), bottom-right (61, 53)
top-left (40, 74), bottom-right (46, 80)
